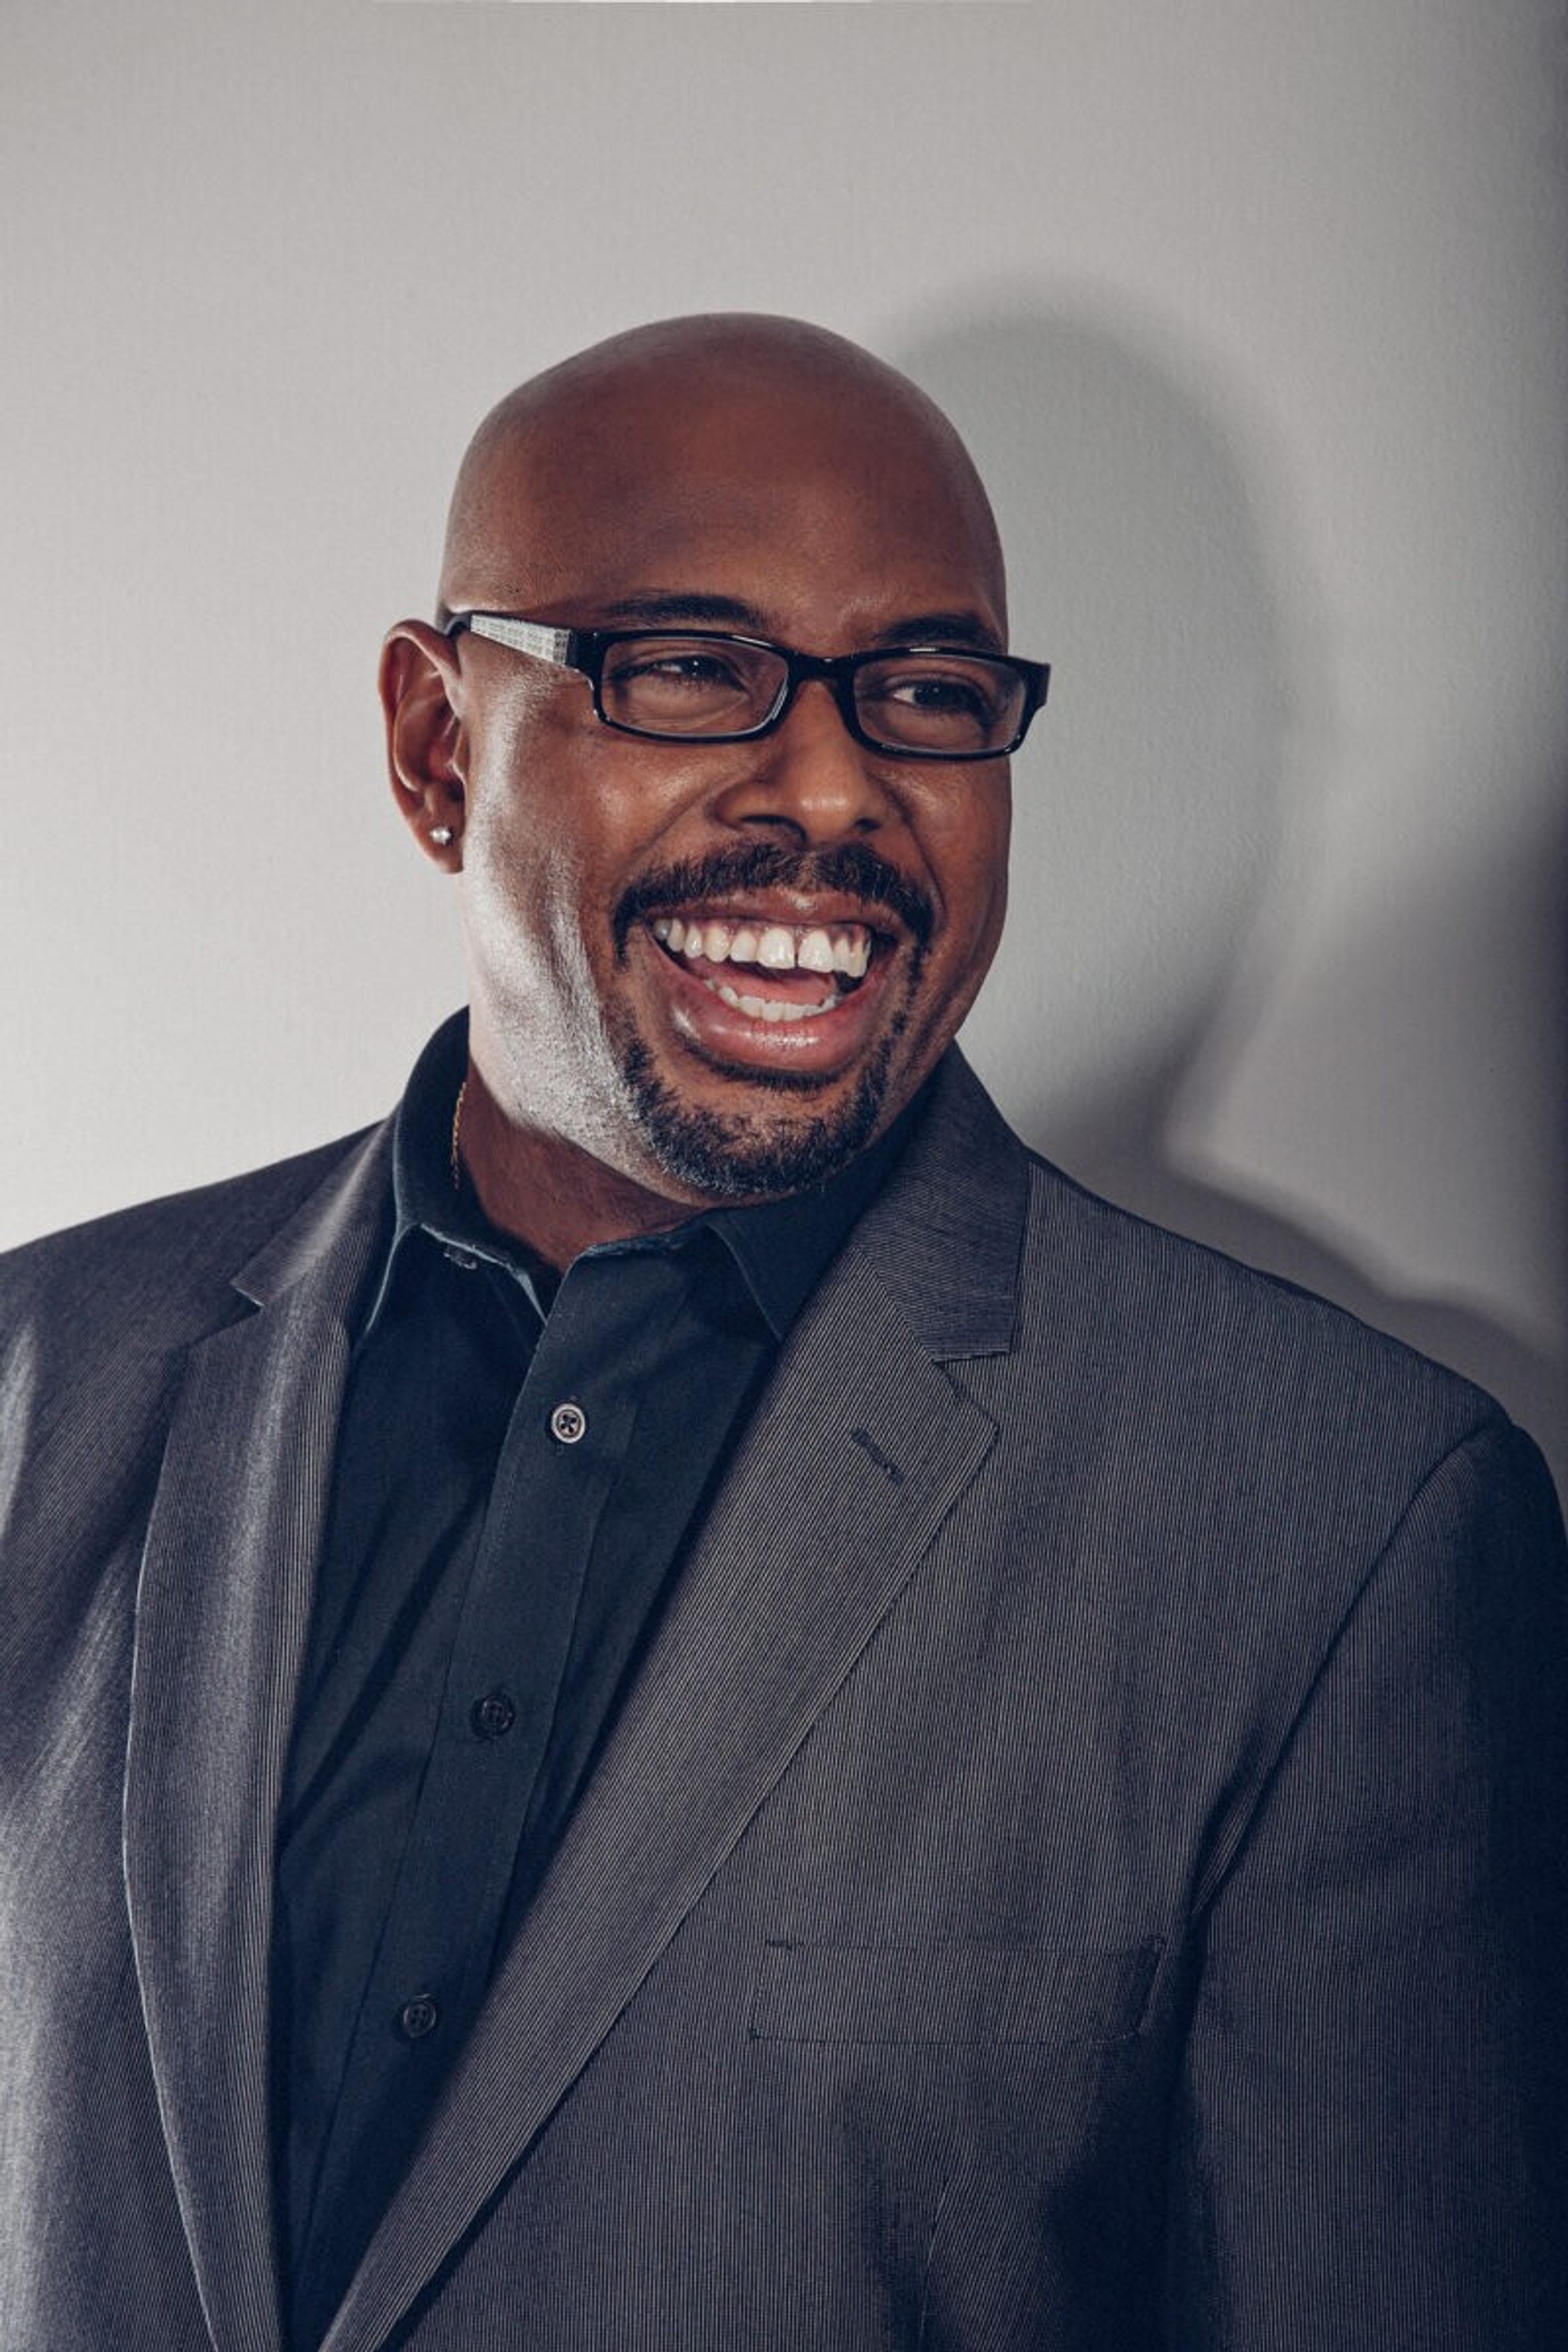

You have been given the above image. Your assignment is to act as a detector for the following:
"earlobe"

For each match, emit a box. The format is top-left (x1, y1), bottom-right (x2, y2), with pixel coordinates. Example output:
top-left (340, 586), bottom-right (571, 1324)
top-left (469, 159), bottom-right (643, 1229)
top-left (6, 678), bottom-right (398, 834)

top-left (380, 620), bottom-right (467, 868)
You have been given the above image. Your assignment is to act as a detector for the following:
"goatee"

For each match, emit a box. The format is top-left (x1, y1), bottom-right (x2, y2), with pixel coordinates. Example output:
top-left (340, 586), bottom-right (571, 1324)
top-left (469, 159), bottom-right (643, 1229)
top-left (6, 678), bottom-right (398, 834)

top-left (617, 1026), bottom-right (906, 1200)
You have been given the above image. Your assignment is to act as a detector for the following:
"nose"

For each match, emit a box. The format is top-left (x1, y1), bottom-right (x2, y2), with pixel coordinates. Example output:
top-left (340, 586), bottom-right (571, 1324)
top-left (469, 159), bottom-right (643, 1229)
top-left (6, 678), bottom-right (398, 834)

top-left (707, 677), bottom-right (897, 847)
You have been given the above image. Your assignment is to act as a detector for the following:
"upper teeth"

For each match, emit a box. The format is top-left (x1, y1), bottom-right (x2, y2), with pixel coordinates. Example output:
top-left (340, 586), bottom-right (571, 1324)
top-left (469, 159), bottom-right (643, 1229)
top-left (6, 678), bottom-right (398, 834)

top-left (651, 916), bottom-right (871, 979)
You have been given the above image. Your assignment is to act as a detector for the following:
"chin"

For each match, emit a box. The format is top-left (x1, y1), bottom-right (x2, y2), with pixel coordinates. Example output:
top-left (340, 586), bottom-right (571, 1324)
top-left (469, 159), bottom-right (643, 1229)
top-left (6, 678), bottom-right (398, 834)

top-left (617, 1031), bottom-right (903, 1201)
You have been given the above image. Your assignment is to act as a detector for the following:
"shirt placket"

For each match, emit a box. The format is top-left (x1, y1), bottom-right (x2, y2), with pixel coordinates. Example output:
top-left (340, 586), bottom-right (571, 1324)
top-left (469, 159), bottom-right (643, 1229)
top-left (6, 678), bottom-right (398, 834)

top-left (297, 1257), bottom-right (645, 2273)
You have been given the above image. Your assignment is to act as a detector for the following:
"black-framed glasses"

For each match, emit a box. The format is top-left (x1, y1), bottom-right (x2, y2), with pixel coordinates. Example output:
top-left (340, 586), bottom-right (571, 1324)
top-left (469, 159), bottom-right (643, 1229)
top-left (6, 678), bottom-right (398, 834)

top-left (446, 612), bottom-right (1050, 760)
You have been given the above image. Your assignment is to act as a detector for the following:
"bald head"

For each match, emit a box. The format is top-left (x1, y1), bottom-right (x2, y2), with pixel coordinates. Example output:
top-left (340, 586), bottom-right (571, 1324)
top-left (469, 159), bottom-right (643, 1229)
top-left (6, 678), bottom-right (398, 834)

top-left (438, 313), bottom-right (1005, 632)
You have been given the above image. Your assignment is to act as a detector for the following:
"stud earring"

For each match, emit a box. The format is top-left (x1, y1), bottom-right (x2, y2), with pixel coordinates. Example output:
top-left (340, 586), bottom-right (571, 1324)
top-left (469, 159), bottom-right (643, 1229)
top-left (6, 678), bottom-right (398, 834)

top-left (430, 826), bottom-right (455, 847)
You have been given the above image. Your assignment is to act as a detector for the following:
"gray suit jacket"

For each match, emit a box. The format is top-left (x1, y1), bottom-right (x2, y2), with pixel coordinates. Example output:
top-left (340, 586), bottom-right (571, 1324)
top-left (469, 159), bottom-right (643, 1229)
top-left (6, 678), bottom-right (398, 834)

top-left (2, 1050), bottom-right (1563, 2352)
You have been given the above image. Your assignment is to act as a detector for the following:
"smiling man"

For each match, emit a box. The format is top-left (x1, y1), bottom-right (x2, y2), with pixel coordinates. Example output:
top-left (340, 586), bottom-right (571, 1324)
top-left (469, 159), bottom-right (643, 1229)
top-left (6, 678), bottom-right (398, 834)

top-left (2, 315), bottom-right (1564, 2352)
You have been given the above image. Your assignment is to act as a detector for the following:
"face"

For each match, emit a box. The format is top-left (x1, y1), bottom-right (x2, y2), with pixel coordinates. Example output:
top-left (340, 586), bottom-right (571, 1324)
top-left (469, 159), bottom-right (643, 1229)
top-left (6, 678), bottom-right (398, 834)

top-left (420, 370), bottom-right (1011, 1207)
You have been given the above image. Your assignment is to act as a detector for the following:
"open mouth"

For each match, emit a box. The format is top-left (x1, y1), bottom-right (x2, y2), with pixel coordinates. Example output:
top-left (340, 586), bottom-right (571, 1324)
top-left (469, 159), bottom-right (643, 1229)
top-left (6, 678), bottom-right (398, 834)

top-left (648, 915), bottom-right (877, 1025)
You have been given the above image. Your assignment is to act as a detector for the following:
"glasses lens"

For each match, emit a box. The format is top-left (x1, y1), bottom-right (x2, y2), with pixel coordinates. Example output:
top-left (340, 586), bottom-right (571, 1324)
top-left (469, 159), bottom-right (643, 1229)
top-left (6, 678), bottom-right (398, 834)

top-left (599, 635), bottom-right (787, 737)
top-left (854, 653), bottom-right (1025, 754)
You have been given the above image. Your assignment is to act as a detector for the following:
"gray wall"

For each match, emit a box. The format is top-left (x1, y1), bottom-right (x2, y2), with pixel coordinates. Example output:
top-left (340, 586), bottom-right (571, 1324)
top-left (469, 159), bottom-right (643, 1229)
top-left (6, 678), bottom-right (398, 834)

top-left (3, 1), bottom-right (1563, 1471)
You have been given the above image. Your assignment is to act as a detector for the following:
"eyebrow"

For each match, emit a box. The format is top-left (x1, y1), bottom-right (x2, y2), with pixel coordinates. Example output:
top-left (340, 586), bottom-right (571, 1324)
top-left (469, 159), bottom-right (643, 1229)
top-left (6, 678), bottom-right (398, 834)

top-left (590, 592), bottom-right (1004, 653)
top-left (871, 611), bottom-right (1004, 653)
top-left (593, 591), bottom-right (768, 630)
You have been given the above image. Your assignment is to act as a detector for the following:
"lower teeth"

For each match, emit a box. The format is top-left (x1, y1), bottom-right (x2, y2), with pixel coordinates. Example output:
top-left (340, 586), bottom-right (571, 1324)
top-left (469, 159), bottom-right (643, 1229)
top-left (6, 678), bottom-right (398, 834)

top-left (707, 977), bottom-right (841, 1023)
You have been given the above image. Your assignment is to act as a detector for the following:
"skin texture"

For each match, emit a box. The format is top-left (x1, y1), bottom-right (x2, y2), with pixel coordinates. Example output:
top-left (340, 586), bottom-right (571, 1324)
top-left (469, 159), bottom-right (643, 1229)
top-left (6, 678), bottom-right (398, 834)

top-left (381, 315), bottom-right (1015, 1266)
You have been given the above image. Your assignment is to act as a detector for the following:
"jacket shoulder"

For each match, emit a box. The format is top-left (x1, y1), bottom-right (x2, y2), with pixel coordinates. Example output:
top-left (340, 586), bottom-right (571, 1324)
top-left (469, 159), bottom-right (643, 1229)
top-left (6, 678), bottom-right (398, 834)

top-left (1014, 1144), bottom-right (1510, 1472)
top-left (0, 1129), bottom-right (381, 1360)
top-left (891, 1054), bottom-right (1507, 1459)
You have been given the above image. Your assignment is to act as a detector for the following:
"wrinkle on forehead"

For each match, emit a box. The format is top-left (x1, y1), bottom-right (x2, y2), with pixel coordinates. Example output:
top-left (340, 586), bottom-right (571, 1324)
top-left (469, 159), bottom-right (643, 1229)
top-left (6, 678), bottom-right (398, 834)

top-left (438, 314), bottom-right (1006, 629)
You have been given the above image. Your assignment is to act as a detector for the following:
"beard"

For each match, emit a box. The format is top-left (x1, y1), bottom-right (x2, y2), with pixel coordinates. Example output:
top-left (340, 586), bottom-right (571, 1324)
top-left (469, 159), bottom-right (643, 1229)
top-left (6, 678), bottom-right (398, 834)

top-left (615, 1016), bottom-right (908, 1201)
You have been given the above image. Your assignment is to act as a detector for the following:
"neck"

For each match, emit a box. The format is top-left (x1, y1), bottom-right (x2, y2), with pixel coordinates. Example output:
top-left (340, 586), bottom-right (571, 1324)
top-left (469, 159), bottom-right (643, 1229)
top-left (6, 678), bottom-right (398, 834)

top-left (455, 1067), bottom-right (712, 1269)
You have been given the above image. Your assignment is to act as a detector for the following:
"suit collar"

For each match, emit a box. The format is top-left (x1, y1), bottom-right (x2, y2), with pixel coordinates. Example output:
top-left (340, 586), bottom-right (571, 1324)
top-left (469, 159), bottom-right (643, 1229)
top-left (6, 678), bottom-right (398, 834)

top-left (848, 1045), bottom-right (1029, 1361)
top-left (230, 1118), bottom-right (393, 1318)
top-left (126, 1101), bottom-right (399, 2352)
top-left (126, 1294), bottom-right (353, 2352)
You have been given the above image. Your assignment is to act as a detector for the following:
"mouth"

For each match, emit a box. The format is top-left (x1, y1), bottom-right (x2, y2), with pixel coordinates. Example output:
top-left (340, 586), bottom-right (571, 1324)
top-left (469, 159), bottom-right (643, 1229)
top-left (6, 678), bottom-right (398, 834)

top-left (634, 899), bottom-right (903, 1080)
top-left (648, 913), bottom-right (875, 1023)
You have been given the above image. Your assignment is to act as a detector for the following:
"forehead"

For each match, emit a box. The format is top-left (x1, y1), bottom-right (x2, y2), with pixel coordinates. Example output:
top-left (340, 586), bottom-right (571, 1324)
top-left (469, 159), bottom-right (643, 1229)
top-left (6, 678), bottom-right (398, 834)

top-left (449, 373), bottom-right (1007, 645)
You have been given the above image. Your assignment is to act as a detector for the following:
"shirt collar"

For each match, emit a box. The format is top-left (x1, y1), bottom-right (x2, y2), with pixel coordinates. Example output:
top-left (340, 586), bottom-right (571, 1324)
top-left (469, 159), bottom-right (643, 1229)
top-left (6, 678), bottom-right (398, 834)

top-left (692, 1096), bottom-right (922, 1339)
top-left (358, 1014), bottom-right (550, 1341)
top-left (363, 1009), bottom-right (923, 1346)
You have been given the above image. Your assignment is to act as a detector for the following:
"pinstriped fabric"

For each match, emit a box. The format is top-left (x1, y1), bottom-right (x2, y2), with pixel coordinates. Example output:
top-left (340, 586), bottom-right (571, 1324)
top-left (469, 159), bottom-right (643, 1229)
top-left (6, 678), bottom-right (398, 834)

top-left (1169, 1421), bottom-right (1568, 2349)
top-left (126, 1298), bottom-right (354, 2352)
top-left (748, 1933), bottom-right (1162, 2043)
top-left (2, 1128), bottom-right (389, 2352)
top-left (2, 1048), bottom-right (1564, 2350)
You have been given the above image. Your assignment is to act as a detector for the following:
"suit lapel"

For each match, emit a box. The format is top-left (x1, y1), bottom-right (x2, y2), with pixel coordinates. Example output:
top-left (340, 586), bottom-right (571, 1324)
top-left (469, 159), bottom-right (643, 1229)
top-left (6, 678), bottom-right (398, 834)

top-left (123, 1129), bottom-right (389, 2352)
top-left (325, 1054), bottom-right (1028, 2352)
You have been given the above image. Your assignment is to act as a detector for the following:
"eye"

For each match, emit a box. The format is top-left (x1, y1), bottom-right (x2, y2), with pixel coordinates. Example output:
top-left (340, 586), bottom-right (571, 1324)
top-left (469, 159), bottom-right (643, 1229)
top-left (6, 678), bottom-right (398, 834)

top-left (881, 671), bottom-right (993, 718)
top-left (608, 649), bottom-right (749, 694)
top-left (598, 635), bottom-right (782, 735)
top-left (856, 655), bottom-right (1015, 750)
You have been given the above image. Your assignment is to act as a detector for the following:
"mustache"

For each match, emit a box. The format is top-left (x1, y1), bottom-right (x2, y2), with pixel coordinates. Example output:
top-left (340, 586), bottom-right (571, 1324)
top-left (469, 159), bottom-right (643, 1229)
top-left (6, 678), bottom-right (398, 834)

top-left (612, 841), bottom-right (935, 957)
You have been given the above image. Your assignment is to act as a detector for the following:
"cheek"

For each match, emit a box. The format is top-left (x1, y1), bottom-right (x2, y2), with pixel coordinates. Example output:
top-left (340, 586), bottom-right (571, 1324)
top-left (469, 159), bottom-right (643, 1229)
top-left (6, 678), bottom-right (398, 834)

top-left (456, 769), bottom-right (580, 1006)
top-left (459, 737), bottom-right (668, 1021)
top-left (929, 788), bottom-right (1011, 965)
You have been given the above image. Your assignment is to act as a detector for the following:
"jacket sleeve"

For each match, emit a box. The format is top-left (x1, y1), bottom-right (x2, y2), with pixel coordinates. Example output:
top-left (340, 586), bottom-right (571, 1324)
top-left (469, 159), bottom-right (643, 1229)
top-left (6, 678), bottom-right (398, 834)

top-left (1165, 1417), bottom-right (1568, 2349)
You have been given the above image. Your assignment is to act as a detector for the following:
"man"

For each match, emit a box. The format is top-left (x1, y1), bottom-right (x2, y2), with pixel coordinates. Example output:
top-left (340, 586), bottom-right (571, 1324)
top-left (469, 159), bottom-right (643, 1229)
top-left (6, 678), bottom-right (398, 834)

top-left (1, 315), bottom-right (1563, 2352)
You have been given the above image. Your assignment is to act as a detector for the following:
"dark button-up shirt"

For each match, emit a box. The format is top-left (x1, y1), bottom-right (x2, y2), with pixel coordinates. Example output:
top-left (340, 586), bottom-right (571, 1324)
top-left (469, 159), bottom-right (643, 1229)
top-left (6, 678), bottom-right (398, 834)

top-left (273, 1014), bottom-right (916, 2346)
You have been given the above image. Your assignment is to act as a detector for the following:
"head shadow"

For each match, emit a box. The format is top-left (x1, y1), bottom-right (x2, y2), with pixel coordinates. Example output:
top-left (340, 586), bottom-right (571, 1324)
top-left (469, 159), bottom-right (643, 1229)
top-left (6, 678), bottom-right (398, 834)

top-left (894, 298), bottom-right (1566, 1468)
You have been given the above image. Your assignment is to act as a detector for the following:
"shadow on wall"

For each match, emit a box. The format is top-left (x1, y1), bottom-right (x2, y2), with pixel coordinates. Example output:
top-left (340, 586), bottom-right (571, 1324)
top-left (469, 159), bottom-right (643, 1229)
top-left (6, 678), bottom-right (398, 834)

top-left (897, 301), bottom-right (1566, 1485)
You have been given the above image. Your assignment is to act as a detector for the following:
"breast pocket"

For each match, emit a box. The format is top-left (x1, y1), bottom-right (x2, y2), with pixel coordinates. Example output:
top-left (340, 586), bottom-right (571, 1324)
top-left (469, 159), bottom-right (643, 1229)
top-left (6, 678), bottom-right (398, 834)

top-left (747, 1936), bottom-right (1161, 2046)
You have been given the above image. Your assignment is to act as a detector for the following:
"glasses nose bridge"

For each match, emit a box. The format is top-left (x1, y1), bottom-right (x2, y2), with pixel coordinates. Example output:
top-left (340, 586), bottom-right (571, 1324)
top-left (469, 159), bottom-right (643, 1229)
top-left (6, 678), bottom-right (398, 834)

top-left (717, 646), bottom-right (896, 842)
top-left (775, 647), bottom-right (863, 743)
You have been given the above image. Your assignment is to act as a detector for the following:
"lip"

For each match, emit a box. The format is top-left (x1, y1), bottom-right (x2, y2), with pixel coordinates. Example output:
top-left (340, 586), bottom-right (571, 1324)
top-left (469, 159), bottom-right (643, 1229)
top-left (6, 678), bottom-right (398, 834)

top-left (641, 887), bottom-right (909, 941)
top-left (632, 916), bottom-right (901, 1078)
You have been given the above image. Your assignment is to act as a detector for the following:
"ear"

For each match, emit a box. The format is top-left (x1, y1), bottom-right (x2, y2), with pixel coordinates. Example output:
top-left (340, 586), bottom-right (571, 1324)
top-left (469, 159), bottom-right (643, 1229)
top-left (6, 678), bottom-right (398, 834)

top-left (380, 619), bottom-right (468, 868)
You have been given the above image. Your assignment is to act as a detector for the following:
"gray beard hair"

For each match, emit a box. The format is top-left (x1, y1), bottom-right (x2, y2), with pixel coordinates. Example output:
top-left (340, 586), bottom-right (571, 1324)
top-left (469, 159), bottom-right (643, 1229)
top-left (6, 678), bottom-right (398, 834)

top-left (617, 1023), bottom-right (906, 1200)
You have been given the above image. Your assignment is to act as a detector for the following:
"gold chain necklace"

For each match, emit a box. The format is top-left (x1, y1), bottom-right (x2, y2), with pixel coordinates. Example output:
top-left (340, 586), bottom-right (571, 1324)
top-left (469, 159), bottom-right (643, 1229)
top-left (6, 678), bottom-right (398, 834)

top-left (449, 1077), bottom-right (469, 1193)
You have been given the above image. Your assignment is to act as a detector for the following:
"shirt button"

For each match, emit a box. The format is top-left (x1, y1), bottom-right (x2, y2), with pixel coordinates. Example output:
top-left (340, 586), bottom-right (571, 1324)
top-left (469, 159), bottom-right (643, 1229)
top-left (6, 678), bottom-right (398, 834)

top-left (471, 1689), bottom-right (518, 1740)
top-left (397, 1994), bottom-right (440, 2043)
top-left (549, 1400), bottom-right (587, 1445)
